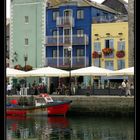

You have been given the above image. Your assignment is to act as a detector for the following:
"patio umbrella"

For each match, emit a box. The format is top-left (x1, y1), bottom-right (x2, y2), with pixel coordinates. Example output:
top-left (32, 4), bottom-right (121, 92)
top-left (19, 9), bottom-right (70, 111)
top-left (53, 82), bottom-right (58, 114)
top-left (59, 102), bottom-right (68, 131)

top-left (21, 66), bottom-right (69, 77)
top-left (71, 66), bottom-right (113, 76)
top-left (108, 67), bottom-right (134, 76)
top-left (6, 68), bottom-right (27, 77)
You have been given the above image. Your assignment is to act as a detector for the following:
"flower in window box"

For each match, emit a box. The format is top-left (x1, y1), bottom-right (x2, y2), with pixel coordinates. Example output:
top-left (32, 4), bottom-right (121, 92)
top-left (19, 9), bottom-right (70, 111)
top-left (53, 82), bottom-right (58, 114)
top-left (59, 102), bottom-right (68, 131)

top-left (116, 50), bottom-right (125, 58)
top-left (92, 51), bottom-right (99, 58)
top-left (102, 48), bottom-right (114, 56)
top-left (14, 64), bottom-right (23, 70)
top-left (23, 65), bottom-right (33, 71)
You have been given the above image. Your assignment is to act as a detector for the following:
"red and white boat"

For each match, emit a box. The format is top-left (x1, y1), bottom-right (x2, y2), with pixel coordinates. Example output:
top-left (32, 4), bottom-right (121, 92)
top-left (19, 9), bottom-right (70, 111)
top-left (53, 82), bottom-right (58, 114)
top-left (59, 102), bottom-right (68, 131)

top-left (7, 94), bottom-right (72, 116)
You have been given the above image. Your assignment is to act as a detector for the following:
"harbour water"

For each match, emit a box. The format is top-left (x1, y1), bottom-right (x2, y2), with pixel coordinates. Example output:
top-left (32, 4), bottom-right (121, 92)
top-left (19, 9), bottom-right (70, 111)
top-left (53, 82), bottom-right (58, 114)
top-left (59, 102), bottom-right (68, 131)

top-left (7, 115), bottom-right (134, 140)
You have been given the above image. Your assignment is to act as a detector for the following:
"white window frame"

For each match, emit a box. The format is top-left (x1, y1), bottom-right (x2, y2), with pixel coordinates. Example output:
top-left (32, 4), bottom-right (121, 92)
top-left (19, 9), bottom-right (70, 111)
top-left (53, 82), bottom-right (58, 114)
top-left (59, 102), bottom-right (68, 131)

top-left (105, 39), bottom-right (114, 48)
top-left (117, 60), bottom-right (125, 70)
top-left (118, 41), bottom-right (125, 51)
top-left (77, 29), bottom-right (84, 37)
top-left (105, 60), bottom-right (114, 70)
top-left (77, 10), bottom-right (84, 19)
top-left (52, 49), bottom-right (57, 58)
top-left (53, 11), bottom-right (59, 21)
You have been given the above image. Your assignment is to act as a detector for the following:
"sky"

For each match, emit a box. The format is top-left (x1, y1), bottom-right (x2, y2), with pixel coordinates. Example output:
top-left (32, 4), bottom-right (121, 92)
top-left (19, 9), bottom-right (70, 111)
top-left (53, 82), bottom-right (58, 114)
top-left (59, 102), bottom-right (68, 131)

top-left (6, 0), bottom-right (128, 18)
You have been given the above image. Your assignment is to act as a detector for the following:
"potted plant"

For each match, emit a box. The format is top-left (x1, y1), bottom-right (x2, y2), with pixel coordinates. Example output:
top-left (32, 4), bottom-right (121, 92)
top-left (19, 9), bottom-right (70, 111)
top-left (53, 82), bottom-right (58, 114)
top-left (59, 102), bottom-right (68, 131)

top-left (102, 48), bottom-right (114, 56)
top-left (116, 50), bottom-right (125, 58)
top-left (23, 65), bottom-right (33, 71)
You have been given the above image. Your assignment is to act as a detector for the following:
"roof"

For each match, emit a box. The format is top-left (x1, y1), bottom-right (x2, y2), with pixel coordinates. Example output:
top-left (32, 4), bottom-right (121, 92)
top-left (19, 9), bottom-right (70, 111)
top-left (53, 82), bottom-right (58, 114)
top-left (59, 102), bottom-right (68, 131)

top-left (47, 0), bottom-right (118, 14)
top-left (102, 0), bottom-right (128, 5)
top-left (102, 0), bottom-right (128, 14)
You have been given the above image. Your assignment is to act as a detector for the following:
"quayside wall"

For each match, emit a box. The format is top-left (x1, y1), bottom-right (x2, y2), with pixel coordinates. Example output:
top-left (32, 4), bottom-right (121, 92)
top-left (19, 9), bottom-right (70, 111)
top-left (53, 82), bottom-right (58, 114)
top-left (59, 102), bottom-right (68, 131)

top-left (51, 95), bottom-right (134, 116)
top-left (7, 95), bottom-right (134, 116)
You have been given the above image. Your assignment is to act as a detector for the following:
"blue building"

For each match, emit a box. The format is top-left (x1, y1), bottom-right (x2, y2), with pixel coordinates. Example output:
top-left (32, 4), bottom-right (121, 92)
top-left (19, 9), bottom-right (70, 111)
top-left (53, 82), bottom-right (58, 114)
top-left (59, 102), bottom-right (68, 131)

top-left (45, 0), bottom-right (117, 88)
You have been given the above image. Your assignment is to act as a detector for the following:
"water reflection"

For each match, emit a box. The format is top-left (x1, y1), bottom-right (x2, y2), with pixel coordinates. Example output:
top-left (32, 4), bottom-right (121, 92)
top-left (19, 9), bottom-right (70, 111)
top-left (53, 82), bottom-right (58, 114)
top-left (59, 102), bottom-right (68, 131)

top-left (6, 116), bottom-right (134, 140)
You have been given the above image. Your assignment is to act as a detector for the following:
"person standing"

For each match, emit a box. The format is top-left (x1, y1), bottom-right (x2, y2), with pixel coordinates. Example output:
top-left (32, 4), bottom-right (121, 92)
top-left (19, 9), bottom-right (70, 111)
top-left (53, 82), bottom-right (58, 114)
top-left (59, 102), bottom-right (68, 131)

top-left (7, 83), bottom-right (12, 96)
top-left (120, 80), bottom-right (126, 96)
top-left (50, 82), bottom-right (54, 95)
top-left (16, 83), bottom-right (21, 95)
top-left (125, 80), bottom-right (131, 96)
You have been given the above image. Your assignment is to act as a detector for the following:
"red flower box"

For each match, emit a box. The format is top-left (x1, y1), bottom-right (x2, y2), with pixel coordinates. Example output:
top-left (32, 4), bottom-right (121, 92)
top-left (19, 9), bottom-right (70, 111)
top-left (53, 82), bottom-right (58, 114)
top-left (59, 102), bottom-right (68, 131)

top-left (116, 50), bottom-right (125, 58)
top-left (14, 65), bottom-right (23, 70)
top-left (102, 48), bottom-right (113, 56)
top-left (92, 51), bottom-right (99, 58)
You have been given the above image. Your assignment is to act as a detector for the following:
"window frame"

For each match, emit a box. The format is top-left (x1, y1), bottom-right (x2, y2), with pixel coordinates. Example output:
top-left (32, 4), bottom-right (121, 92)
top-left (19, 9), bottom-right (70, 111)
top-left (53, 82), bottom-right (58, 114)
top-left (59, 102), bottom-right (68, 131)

top-left (105, 39), bottom-right (114, 48)
top-left (77, 29), bottom-right (84, 37)
top-left (24, 38), bottom-right (29, 46)
top-left (77, 9), bottom-right (84, 19)
top-left (94, 42), bottom-right (101, 52)
top-left (117, 41), bottom-right (125, 51)
top-left (25, 16), bottom-right (29, 24)
top-left (52, 49), bottom-right (57, 58)
top-left (105, 60), bottom-right (114, 70)
top-left (117, 60), bottom-right (125, 70)
top-left (52, 11), bottom-right (59, 21)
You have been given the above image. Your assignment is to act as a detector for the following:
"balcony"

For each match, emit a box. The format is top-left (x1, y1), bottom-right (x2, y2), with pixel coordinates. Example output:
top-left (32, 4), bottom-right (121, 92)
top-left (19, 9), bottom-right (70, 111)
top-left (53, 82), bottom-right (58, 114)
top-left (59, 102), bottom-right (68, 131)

top-left (45, 57), bottom-right (89, 68)
top-left (46, 34), bottom-right (89, 46)
top-left (92, 15), bottom-right (128, 23)
top-left (56, 16), bottom-right (74, 27)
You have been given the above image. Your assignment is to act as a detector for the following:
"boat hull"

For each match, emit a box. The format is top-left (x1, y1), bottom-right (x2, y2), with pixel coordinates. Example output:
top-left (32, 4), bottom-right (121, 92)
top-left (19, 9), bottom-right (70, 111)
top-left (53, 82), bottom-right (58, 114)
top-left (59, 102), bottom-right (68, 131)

top-left (7, 100), bottom-right (72, 116)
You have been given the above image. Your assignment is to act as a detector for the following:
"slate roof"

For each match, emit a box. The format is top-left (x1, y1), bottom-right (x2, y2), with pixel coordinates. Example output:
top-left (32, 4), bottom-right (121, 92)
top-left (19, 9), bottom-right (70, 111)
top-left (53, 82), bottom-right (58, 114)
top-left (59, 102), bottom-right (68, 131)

top-left (47, 0), bottom-right (118, 14)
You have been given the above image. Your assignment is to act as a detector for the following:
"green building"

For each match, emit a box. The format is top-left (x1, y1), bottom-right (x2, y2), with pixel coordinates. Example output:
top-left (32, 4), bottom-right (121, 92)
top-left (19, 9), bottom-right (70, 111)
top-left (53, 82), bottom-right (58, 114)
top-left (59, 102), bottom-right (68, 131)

top-left (10, 0), bottom-right (46, 69)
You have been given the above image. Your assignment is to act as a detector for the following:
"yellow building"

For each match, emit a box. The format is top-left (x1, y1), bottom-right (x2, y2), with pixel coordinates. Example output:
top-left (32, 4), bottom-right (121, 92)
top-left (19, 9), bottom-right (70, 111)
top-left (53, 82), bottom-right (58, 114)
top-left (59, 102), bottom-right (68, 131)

top-left (91, 22), bottom-right (128, 70)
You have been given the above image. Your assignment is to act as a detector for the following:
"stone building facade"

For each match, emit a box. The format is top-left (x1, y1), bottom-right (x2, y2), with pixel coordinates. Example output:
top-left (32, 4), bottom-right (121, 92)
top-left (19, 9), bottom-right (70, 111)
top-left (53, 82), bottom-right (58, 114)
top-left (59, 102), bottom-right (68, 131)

top-left (128, 0), bottom-right (134, 67)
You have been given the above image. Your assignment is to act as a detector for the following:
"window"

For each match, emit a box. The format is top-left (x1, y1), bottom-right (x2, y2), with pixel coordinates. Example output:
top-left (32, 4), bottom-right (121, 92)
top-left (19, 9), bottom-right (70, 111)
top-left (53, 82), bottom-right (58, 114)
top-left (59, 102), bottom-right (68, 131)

top-left (105, 39), bottom-right (114, 48)
top-left (52, 49), bottom-right (57, 58)
top-left (76, 49), bottom-right (84, 62)
top-left (25, 16), bottom-right (29, 23)
top-left (105, 60), bottom-right (114, 70)
top-left (64, 10), bottom-right (71, 17)
top-left (118, 41), bottom-right (125, 50)
top-left (94, 59), bottom-right (99, 67)
top-left (117, 60), bottom-right (125, 70)
top-left (76, 49), bottom-right (84, 57)
top-left (53, 11), bottom-right (59, 20)
top-left (77, 10), bottom-right (84, 19)
top-left (25, 38), bottom-right (29, 45)
top-left (94, 42), bottom-right (101, 51)
top-left (64, 29), bottom-right (71, 36)
top-left (52, 30), bottom-right (57, 36)
top-left (77, 29), bottom-right (84, 37)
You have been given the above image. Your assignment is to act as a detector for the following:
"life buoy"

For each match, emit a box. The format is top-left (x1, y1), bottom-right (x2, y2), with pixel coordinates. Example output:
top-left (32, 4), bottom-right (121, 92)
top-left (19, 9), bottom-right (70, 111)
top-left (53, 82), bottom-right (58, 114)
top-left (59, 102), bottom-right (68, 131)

top-left (39, 93), bottom-right (49, 97)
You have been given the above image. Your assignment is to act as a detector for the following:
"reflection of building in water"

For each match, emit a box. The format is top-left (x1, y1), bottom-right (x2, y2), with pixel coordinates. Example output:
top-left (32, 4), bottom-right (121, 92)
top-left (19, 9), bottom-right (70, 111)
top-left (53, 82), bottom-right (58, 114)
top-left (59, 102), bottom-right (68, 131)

top-left (19, 128), bottom-right (29, 139)
top-left (7, 129), bottom-right (12, 140)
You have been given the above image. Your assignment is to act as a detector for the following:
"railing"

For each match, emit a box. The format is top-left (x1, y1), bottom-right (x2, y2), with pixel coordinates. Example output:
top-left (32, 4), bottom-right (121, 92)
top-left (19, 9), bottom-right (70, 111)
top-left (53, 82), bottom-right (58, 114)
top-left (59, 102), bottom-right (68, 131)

top-left (56, 16), bottom-right (74, 27)
top-left (45, 56), bottom-right (89, 68)
top-left (46, 34), bottom-right (89, 46)
top-left (92, 15), bottom-right (128, 23)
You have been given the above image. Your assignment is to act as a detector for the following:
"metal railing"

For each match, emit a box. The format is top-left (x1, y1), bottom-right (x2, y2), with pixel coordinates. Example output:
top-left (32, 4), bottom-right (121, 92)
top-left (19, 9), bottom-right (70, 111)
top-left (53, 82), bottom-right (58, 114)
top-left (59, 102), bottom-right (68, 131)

top-left (45, 56), bottom-right (89, 68)
top-left (56, 16), bottom-right (74, 27)
top-left (92, 15), bottom-right (128, 23)
top-left (46, 34), bottom-right (89, 46)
